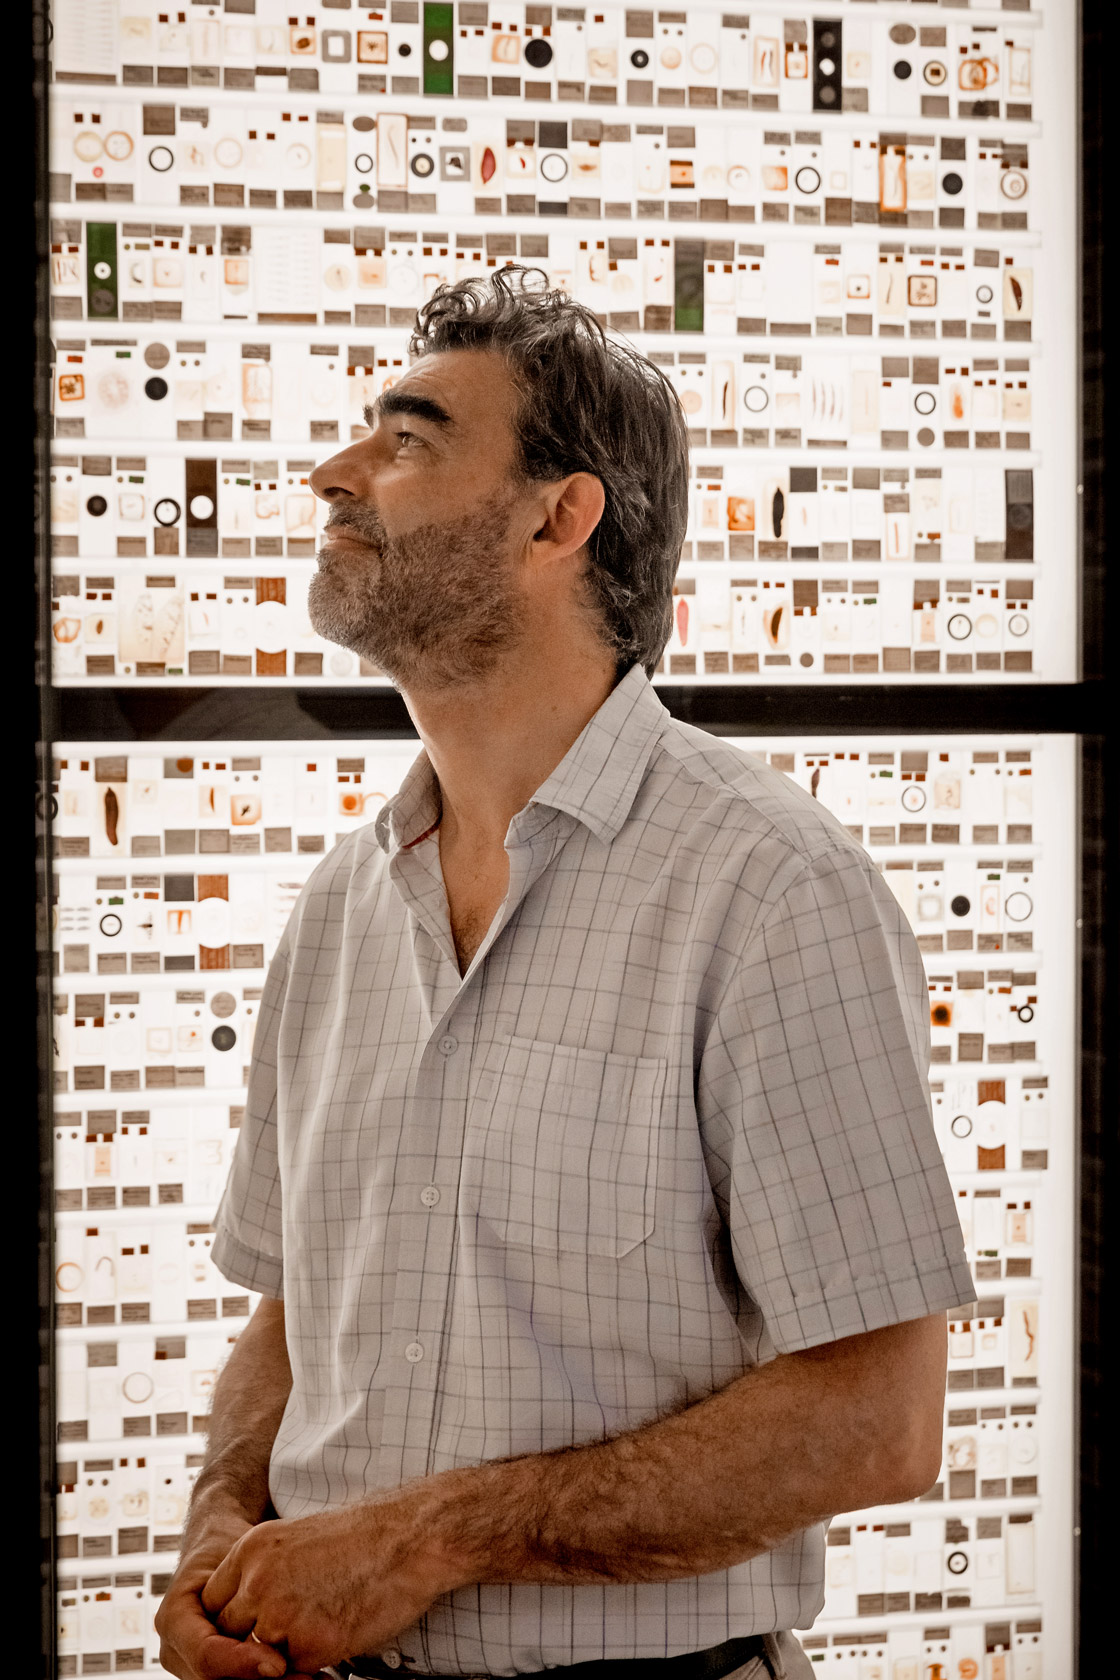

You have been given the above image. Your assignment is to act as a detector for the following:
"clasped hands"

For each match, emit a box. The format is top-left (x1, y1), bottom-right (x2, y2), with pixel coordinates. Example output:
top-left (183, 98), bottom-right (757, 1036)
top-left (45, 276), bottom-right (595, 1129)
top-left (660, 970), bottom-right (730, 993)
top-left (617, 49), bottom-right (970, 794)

top-left (157, 1484), bottom-right (470, 1680)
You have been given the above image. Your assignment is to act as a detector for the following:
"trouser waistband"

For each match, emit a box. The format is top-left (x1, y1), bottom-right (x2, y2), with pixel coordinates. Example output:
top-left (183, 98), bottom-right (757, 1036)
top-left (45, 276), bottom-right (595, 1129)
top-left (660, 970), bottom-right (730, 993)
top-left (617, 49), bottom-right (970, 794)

top-left (336, 1630), bottom-right (787, 1680)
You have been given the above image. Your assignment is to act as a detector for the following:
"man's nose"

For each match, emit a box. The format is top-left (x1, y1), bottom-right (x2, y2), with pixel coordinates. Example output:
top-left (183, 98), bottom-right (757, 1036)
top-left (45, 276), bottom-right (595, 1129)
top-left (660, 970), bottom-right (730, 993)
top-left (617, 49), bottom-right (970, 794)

top-left (309, 445), bottom-right (369, 503)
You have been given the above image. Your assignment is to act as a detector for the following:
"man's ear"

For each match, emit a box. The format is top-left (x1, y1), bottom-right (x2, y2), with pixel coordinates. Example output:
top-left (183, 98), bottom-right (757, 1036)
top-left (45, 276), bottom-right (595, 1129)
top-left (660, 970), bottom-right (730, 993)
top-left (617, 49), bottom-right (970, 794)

top-left (530, 472), bottom-right (606, 567)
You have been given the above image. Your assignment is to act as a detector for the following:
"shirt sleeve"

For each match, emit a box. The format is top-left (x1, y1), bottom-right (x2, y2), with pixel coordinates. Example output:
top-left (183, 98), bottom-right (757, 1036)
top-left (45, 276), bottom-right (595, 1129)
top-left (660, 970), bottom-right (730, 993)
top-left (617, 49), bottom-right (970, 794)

top-left (698, 841), bottom-right (976, 1355)
top-left (211, 939), bottom-right (289, 1299)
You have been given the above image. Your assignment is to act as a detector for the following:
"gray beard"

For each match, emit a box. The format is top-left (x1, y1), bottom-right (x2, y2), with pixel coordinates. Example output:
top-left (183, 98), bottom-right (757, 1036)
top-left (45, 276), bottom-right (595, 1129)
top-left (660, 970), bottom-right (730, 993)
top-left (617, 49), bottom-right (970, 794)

top-left (308, 494), bottom-right (525, 690)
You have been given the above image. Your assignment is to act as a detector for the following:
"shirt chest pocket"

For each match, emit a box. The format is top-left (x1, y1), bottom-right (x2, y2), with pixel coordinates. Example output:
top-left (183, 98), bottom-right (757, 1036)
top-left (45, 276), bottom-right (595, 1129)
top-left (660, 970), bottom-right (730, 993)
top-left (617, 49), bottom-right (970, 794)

top-left (463, 1036), bottom-right (667, 1260)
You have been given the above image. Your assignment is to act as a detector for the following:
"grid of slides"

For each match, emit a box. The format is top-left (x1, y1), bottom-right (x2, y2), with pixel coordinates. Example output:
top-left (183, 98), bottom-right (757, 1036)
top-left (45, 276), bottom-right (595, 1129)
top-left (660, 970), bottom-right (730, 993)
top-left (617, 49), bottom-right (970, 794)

top-left (47, 0), bottom-right (1078, 1670)
top-left (50, 734), bottom-right (1075, 1675)
top-left (48, 0), bottom-right (1076, 687)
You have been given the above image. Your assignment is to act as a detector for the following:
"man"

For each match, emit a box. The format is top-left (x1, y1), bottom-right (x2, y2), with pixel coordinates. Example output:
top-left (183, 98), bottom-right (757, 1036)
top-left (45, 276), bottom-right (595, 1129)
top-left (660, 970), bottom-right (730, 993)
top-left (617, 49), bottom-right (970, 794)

top-left (156, 268), bottom-right (975, 1680)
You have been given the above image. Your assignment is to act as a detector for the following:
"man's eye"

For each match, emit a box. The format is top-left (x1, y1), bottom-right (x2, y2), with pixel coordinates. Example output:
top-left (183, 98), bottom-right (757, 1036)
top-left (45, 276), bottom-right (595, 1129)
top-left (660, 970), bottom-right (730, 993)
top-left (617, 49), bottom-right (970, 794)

top-left (394, 429), bottom-right (419, 446)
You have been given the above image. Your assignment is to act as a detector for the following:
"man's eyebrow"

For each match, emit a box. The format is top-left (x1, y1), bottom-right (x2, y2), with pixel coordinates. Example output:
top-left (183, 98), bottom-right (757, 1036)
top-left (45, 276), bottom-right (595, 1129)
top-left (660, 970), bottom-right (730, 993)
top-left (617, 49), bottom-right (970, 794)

top-left (363, 389), bottom-right (457, 431)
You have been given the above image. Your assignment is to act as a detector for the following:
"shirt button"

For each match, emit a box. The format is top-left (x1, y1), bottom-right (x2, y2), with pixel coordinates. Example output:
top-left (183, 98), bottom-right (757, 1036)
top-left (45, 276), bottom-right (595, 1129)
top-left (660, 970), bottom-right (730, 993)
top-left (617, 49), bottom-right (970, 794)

top-left (420, 1185), bottom-right (440, 1208)
top-left (437, 1033), bottom-right (458, 1056)
top-left (404, 1341), bottom-right (424, 1363)
top-left (381, 1653), bottom-right (402, 1671)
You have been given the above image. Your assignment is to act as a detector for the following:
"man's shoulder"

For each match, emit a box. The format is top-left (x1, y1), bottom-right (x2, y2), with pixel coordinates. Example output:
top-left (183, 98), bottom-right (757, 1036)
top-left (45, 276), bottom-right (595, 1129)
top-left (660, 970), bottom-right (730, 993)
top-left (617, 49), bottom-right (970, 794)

top-left (646, 717), bottom-right (864, 869)
top-left (284, 823), bottom-right (389, 939)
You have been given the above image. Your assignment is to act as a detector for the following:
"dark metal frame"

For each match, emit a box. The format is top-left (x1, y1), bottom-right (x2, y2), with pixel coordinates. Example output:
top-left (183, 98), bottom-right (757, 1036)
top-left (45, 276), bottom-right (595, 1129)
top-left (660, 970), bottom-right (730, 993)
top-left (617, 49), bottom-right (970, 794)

top-left (32, 0), bottom-right (1118, 1672)
top-left (1073, 0), bottom-right (1118, 1670)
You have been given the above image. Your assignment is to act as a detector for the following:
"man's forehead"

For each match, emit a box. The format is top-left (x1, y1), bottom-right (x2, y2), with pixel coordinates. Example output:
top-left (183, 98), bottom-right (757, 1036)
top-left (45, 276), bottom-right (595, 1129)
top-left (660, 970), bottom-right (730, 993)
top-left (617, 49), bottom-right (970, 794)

top-left (398, 347), bottom-right (514, 417)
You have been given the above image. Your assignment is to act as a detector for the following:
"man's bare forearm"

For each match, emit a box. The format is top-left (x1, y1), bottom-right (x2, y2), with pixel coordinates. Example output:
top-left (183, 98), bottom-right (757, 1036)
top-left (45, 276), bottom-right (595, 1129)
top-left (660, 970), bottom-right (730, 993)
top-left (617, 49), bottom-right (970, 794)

top-left (421, 1314), bottom-right (946, 1591)
top-left (192, 1314), bottom-right (946, 1669)
top-left (187, 1296), bottom-right (292, 1542)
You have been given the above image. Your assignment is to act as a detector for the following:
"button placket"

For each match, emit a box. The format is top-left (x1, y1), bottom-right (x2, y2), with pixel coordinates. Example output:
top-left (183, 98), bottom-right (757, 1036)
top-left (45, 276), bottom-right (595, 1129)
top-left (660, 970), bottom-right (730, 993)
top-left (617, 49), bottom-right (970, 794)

top-left (377, 820), bottom-right (576, 1489)
top-left (377, 991), bottom-right (478, 1487)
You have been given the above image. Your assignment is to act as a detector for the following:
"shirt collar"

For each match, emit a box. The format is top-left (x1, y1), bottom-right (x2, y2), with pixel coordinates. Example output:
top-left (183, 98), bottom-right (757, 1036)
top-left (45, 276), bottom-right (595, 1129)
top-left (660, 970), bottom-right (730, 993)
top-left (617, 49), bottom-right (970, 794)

top-left (525, 662), bottom-right (669, 846)
top-left (374, 663), bottom-right (669, 856)
top-left (374, 746), bottom-right (441, 856)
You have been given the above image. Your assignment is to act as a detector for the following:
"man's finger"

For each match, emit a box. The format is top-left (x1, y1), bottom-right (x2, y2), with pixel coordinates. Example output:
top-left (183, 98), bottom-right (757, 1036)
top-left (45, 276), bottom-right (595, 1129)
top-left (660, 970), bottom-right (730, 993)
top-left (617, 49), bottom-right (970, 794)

top-left (162, 1597), bottom-right (285, 1680)
top-left (200, 1549), bottom-right (243, 1617)
top-left (160, 1626), bottom-right (282, 1680)
top-left (192, 1627), bottom-right (286, 1680)
top-left (159, 1592), bottom-right (281, 1680)
top-left (210, 1586), bottom-right (263, 1641)
top-left (162, 1589), bottom-right (275, 1662)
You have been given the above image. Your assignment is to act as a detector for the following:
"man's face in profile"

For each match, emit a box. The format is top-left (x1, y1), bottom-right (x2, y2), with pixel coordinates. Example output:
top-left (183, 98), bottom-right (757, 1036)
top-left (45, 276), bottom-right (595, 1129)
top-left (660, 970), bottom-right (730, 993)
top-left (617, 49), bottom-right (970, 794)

top-left (307, 349), bottom-right (539, 690)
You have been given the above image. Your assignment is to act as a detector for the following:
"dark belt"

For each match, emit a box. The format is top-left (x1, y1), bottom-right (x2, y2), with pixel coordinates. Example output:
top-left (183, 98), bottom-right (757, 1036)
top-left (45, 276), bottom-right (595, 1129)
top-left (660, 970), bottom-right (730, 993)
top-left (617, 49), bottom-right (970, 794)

top-left (338, 1632), bottom-right (773, 1680)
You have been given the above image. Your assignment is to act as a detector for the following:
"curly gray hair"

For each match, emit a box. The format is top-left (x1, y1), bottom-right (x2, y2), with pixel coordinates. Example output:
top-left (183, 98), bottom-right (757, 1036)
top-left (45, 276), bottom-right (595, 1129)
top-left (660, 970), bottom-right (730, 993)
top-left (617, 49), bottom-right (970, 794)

top-left (410, 266), bottom-right (689, 678)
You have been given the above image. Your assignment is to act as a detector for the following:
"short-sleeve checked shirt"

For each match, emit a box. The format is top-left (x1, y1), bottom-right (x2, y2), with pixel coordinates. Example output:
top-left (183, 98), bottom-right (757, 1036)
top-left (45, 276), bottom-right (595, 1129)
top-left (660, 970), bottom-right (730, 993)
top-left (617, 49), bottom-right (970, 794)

top-left (213, 662), bottom-right (975, 1678)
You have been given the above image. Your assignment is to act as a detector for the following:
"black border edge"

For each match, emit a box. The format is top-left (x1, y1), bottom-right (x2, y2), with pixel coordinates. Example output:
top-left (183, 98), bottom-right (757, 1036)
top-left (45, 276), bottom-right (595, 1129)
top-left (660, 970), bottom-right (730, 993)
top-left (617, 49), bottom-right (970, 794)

top-left (34, 0), bottom-right (58, 1676)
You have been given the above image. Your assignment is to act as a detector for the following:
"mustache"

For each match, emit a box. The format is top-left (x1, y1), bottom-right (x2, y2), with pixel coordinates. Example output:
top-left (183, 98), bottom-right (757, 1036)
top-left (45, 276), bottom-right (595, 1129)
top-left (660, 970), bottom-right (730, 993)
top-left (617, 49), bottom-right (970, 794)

top-left (323, 503), bottom-right (389, 546)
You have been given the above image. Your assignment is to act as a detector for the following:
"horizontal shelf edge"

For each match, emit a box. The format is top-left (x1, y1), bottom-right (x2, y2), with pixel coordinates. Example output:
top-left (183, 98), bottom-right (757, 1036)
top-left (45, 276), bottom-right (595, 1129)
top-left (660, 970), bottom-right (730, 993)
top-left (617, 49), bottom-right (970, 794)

top-left (50, 681), bottom-right (1106, 739)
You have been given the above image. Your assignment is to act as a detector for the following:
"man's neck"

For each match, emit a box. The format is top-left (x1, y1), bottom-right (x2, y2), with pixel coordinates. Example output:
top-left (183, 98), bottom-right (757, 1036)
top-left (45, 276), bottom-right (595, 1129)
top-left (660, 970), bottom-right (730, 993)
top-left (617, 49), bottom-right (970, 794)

top-left (400, 641), bottom-right (619, 851)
